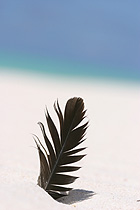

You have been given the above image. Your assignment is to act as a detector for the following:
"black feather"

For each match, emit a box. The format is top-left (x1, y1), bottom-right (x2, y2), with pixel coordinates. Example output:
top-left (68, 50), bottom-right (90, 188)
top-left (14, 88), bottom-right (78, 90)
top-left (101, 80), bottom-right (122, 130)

top-left (34, 97), bottom-right (88, 200)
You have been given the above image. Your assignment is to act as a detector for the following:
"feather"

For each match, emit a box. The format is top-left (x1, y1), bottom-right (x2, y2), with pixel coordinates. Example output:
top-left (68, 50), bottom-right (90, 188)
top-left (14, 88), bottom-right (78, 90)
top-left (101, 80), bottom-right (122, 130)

top-left (34, 97), bottom-right (88, 200)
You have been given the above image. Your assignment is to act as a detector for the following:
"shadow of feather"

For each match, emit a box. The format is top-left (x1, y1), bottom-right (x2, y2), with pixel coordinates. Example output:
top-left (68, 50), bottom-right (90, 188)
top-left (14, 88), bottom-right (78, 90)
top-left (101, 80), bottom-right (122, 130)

top-left (57, 189), bottom-right (95, 204)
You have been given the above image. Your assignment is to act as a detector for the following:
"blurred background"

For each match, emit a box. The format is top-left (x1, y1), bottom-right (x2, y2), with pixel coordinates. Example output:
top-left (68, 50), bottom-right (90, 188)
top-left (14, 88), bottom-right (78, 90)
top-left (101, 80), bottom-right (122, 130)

top-left (0, 0), bottom-right (139, 81)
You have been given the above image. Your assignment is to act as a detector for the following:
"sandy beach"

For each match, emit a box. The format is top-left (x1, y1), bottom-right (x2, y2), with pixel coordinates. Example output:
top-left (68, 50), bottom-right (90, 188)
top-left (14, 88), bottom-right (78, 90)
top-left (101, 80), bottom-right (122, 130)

top-left (0, 70), bottom-right (140, 210)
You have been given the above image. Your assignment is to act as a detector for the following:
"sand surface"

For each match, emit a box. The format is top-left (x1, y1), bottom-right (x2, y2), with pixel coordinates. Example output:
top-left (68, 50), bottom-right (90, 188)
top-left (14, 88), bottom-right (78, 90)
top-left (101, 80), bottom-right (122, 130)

top-left (0, 70), bottom-right (140, 210)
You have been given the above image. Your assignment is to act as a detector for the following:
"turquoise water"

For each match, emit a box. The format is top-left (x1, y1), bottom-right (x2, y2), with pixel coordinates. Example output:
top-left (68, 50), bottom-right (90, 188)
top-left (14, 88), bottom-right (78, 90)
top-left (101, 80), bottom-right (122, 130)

top-left (0, 52), bottom-right (139, 82)
top-left (0, 1), bottom-right (139, 82)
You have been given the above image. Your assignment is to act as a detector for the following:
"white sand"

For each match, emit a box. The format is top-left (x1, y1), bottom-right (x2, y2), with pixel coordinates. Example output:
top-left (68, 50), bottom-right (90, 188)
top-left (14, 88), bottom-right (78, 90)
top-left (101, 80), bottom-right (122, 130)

top-left (0, 70), bottom-right (140, 210)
